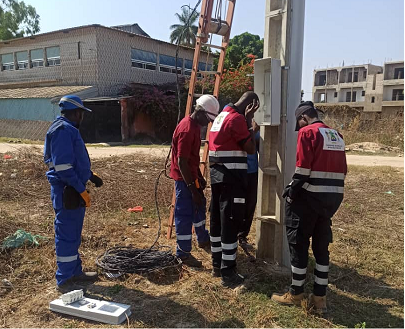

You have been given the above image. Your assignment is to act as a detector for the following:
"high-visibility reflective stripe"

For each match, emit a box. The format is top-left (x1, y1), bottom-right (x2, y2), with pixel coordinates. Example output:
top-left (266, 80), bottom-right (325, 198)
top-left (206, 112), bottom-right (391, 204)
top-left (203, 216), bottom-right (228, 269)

top-left (295, 167), bottom-right (311, 175)
top-left (233, 198), bottom-right (245, 204)
top-left (224, 163), bottom-right (248, 170)
top-left (56, 254), bottom-right (78, 263)
top-left (291, 265), bottom-right (307, 275)
top-left (54, 164), bottom-right (73, 172)
top-left (211, 246), bottom-right (222, 253)
top-left (316, 263), bottom-right (329, 272)
top-left (222, 253), bottom-right (236, 261)
top-left (315, 276), bottom-right (328, 285)
top-left (222, 242), bottom-right (238, 250)
top-left (310, 171), bottom-right (346, 180)
top-left (292, 278), bottom-right (306, 286)
top-left (177, 234), bottom-right (192, 240)
top-left (210, 236), bottom-right (221, 242)
top-left (194, 220), bottom-right (206, 228)
top-left (209, 150), bottom-right (247, 157)
top-left (302, 183), bottom-right (344, 194)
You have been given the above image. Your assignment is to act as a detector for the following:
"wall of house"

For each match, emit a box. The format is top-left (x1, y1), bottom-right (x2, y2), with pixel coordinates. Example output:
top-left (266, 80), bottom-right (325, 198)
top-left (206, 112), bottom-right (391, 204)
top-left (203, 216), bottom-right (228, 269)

top-left (0, 98), bottom-right (59, 121)
top-left (383, 84), bottom-right (404, 101)
top-left (384, 63), bottom-right (404, 80)
top-left (0, 28), bottom-right (99, 86)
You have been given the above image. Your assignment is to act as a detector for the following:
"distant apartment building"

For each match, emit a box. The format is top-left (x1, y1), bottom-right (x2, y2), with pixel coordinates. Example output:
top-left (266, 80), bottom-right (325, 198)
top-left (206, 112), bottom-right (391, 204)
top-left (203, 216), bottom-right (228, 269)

top-left (312, 61), bottom-right (404, 115)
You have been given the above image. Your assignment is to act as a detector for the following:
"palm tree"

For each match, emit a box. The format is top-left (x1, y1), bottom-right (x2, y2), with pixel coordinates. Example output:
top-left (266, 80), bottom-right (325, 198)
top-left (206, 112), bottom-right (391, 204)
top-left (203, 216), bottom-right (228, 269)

top-left (170, 7), bottom-right (199, 47)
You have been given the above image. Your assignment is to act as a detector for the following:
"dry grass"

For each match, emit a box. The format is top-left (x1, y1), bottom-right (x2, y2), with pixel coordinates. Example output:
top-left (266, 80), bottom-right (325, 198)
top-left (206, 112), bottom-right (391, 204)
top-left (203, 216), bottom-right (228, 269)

top-left (0, 147), bottom-right (403, 328)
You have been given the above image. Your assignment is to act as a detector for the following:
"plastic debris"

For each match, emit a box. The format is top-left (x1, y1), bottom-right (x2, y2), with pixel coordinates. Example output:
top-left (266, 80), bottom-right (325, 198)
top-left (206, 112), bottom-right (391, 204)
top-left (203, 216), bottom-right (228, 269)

top-left (1, 229), bottom-right (47, 250)
top-left (384, 191), bottom-right (395, 195)
top-left (1, 279), bottom-right (13, 289)
top-left (127, 206), bottom-right (143, 213)
top-left (136, 170), bottom-right (146, 173)
top-left (10, 173), bottom-right (17, 178)
top-left (3, 155), bottom-right (12, 160)
top-left (142, 224), bottom-right (149, 228)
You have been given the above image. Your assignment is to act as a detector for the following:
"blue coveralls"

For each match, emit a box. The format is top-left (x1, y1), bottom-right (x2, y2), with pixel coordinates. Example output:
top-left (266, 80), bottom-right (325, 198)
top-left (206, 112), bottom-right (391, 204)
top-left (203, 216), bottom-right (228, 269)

top-left (174, 181), bottom-right (210, 258)
top-left (43, 116), bottom-right (92, 286)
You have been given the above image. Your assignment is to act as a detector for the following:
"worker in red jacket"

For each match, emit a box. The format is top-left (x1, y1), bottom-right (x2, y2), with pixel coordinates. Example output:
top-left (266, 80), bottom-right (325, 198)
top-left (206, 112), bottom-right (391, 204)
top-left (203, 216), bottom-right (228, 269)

top-left (271, 101), bottom-right (347, 314)
top-left (209, 91), bottom-right (260, 287)
top-left (170, 95), bottom-right (220, 267)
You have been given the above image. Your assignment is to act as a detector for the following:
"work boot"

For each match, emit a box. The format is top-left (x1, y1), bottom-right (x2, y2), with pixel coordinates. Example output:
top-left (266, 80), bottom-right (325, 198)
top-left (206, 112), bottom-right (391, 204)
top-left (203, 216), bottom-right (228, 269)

top-left (221, 270), bottom-right (245, 288)
top-left (198, 240), bottom-right (211, 250)
top-left (308, 293), bottom-right (327, 315)
top-left (56, 280), bottom-right (86, 294)
top-left (72, 271), bottom-right (98, 282)
top-left (271, 291), bottom-right (305, 306)
top-left (212, 267), bottom-right (221, 277)
top-left (180, 255), bottom-right (203, 268)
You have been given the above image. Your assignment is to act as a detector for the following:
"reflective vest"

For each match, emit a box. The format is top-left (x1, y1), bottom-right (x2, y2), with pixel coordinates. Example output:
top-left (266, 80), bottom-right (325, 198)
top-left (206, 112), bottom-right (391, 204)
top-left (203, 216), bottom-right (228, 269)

top-left (208, 105), bottom-right (251, 184)
top-left (291, 121), bottom-right (347, 218)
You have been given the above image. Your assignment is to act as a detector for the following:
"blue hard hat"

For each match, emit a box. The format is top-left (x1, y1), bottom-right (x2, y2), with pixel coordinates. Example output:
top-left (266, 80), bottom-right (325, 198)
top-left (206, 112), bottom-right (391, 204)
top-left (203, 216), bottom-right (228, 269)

top-left (59, 95), bottom-right (92, 112)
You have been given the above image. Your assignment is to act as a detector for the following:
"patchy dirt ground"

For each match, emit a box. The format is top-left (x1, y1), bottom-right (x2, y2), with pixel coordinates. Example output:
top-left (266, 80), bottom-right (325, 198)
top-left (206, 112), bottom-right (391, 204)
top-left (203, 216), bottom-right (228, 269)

top-left (0, 148), bottom-right (403, 328)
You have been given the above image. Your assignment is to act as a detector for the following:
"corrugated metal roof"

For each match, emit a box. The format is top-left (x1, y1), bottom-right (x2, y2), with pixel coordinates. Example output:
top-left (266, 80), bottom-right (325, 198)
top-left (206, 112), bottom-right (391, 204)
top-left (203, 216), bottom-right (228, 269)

top-left (0, 86), bottom-right (94, 99)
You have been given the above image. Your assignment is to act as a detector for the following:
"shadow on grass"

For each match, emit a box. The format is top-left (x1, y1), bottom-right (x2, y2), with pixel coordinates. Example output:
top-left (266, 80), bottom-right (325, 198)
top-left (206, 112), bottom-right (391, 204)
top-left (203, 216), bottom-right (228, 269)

top-left (244, 259), bottom-right (404, 328)
top-left (82, 284), bottom-right (244, 328)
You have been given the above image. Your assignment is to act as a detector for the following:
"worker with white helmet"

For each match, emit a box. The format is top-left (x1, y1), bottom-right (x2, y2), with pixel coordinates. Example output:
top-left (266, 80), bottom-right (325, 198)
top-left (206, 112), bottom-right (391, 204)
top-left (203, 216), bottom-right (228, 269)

top-left (44, 95), bottom-right (103, 293)
top-left (170, 94), bottom-right (220, 267)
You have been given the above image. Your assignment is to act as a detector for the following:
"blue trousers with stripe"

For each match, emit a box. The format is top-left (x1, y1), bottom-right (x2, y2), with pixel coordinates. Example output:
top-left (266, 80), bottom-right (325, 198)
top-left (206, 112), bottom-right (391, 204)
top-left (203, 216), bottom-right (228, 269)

top-left (51, 184), bottom-right (85, 286)
top-left (174, 180), bottom-right (210, 258)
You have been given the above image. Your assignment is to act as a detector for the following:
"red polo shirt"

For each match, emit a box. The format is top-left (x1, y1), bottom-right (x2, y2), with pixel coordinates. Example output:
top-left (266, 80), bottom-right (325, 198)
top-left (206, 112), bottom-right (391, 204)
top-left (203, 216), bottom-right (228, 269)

top-left (170, 116), bottom-right (201, 181)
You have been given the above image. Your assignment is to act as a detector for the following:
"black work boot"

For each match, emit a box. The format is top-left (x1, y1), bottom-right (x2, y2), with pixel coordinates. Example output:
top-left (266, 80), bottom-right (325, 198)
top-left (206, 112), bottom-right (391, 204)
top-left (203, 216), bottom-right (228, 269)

top-left (72, 271), bottom-right (98, 282)
top-left (221, 270), bottom-right (245, 288)
top-left (56, 279), bottom-right (86, 294)
top-left (180, 255), bottom-right (203, 268)
top-left (212, 267), bottom-right (221, 277)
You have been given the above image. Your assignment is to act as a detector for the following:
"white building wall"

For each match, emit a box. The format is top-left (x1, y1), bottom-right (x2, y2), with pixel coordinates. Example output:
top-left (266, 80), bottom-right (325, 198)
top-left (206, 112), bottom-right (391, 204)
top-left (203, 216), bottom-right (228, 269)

top-left (383, 84), bottom-right (404, 101)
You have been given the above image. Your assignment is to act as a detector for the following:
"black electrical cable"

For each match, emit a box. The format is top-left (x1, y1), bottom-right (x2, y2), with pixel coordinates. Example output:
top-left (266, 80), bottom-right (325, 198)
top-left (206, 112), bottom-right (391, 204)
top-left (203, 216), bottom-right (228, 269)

top-left (96, 0), bottom-right (203, 275)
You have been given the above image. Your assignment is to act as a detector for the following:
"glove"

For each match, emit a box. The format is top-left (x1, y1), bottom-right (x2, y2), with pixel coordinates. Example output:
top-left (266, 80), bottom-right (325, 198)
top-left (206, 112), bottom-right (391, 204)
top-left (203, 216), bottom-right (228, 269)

top-left (90, 173), bottom-right (103, 187)
top-left (80, 190), bottom-right (91, 207)
top-left (282, 185), bottom-right (291, 198)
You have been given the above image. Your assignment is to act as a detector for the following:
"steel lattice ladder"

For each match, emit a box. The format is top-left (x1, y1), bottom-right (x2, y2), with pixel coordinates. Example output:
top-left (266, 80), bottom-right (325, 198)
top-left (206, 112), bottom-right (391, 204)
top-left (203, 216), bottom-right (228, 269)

top-left (167, 0), bottom-right (236, 239)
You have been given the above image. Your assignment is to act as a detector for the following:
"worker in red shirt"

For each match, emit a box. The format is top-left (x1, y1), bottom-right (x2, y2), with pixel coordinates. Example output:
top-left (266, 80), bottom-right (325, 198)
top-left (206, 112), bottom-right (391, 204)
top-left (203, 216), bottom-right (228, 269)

top-left (170, 95), bottom-right (220, 267)
top-left (271, 101), bottom-right (347, 314)
top-left (209, 91), bottom-right (260, 287)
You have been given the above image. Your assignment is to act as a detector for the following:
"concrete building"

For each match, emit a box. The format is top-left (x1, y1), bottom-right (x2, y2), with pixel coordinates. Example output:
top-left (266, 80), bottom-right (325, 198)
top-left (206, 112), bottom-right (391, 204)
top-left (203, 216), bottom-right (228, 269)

top-left (0, 24), bottom-right (213, 141)
top-left (312, 61), bottom-right (404, 115)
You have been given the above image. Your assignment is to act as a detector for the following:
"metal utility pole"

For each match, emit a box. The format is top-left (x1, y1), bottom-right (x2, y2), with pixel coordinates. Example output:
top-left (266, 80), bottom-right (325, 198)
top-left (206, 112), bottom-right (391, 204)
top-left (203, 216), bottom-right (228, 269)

top-left (255, 0), bottom-right (305, 266)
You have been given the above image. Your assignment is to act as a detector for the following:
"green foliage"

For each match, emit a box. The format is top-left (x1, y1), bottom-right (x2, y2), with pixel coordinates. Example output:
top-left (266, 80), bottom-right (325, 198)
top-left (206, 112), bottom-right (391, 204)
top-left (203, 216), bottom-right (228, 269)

top-left (214, 32), bottom-right (263, 69)
top-left (189, 54), bottom-right (255, 107)
top-left (355, 322), bottom-right (367, 328)
top-left (0, 0), bottom-right (40, 41)
top-left (169, 6), bottom-right (198, 47)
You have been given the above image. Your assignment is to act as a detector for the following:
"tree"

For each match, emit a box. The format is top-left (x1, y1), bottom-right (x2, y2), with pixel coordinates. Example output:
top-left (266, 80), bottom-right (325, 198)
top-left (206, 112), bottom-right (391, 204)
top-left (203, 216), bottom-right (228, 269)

top-left (169, 6), bottom-right (198, 47)
top-left (0, 0), bottom-right (40, 41)
top-left (214, 32), bottom-right (263, 69)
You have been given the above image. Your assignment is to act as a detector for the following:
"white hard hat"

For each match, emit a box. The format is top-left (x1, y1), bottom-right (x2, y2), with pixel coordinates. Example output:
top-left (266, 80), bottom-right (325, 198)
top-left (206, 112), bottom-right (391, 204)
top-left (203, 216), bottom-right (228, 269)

top-left (196, 94), bottom-right (219, 120)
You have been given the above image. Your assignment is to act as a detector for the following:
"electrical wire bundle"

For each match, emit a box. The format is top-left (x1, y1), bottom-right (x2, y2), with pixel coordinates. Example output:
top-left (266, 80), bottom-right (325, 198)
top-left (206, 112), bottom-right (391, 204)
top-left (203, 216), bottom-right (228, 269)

top-left (96, 0), bottom-right (202, 276)
top-left (96, 246), bottom-right (181, 274)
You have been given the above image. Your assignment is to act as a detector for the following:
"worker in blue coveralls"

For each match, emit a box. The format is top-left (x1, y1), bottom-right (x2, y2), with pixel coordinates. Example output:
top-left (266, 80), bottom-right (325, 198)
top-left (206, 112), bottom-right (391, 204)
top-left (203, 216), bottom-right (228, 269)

top-left (44, 95), bottom-right (103, 293)
top-left (170, 95), bottom-right (220, 267)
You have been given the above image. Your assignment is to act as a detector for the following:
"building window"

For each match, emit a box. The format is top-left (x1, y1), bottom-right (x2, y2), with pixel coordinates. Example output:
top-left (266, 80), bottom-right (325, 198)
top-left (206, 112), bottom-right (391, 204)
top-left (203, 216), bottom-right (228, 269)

top-left (318, 73), bottom-right (326, 86)
top-left (16, 51), bottom-right (28, 69)
top-left (320, 93), bottom-right (325, 103)
top-left (362, 90), bottom-right (365, 97)
top-left (184, 59), bottom-right (193, 76)
top-left (346, 91), bottom-right (351, 102)
top-left (371, 96), bottom-right (375, 103)
top-left (31, 48), bottom-right (44, 68)
top-left (1, 53), bottom-right (14, 71)
top-left (363, 71), bottom-right (367, 79)
top-left (131, 48), bottom-right (157, 71)
top-left (46, 46), bottom-right (60, 66)
top-left (334, 92), bottom-right (338, 98)
top-left (353, 71), bottom-right (358, 82)
top-left (394, 67), bottom-right (404, 79)
top-left (159, 54), bottom-right (182, 74)
top-left (392, 89), bottom-right (404, 101)
top-left (352, 91), bottom-right (357, 102)
top-left (347, 72), bottom-right (352, 83)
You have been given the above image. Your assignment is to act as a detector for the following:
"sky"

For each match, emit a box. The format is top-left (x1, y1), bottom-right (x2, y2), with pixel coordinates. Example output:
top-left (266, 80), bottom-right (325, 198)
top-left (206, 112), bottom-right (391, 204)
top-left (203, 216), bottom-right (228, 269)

top-left (23, 0), bottom-right (404, 100)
